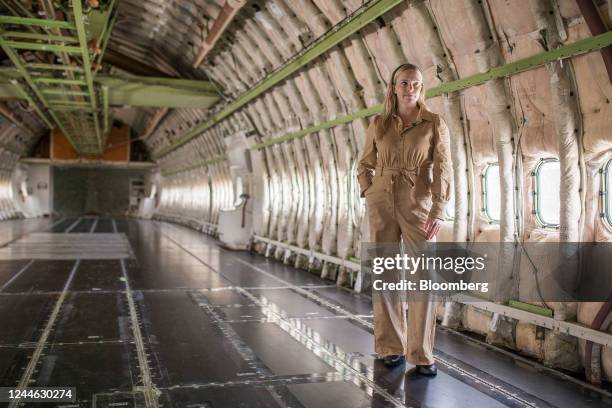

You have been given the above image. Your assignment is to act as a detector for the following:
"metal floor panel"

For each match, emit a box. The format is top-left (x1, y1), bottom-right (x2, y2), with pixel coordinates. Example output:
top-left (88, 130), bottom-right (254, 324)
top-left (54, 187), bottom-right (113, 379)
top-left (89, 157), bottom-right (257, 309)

top-left (69, 218), bottom-right (96, 233)
top-left (213, 304), bottom-right (269, 321)
top-left (0, 218), bottom-right (609, 408)
top-left (0, 295), bottom-right (55, 345)
top-left (0, 260), bottom-right (31, 288)
top-left (305, 286), bottom-right (374, 316)
top-left (0, 217), bottom-right (59, 246)
top-left (251, 288), bottom-right (339, 318)
top-left (287, 379), bottom-right (416, 408)
top-left (69, 259), bottom-right (125, 291)
top-left (138, 291), bottom-right (260, 386)
top-left (1, 260), bottom-right (74, 292)
top-left (159, 385), bottom-right (288, 408)
top-left (434, 328), bottom-right (609, 408)
top-left (127, 262), bottom-right (233, 290)
top-left (0, 233), bottom-right (133, 260)
top-left (292, 317), bottom-right (375, 356)
top-left (50, 292), bottom-right (128, 343)
top-left (49, 217), bottom-right (75, 233)
top-left (229, 321), bottom-right (335, 376)
top-left (0, 348), bottom-right (31, 387)
top-left (94, 219), bottom-right (115, 233)
top-left (34, 343), bottom-right (137, 405)
top-left (196, 288), bottom-right (258, 306)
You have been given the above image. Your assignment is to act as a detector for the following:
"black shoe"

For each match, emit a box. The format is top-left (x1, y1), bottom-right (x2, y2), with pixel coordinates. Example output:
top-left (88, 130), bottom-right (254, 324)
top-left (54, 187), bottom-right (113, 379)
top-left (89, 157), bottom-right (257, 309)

top-left (415, 363), bottom-right (437, 376)
top-left (383, 355), bottom-right (405, 367)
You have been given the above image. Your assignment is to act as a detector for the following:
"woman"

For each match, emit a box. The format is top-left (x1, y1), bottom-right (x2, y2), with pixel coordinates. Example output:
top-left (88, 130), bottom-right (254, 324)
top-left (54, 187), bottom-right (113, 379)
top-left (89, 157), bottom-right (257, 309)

top-left (358, 63), bottom-right (452, 375)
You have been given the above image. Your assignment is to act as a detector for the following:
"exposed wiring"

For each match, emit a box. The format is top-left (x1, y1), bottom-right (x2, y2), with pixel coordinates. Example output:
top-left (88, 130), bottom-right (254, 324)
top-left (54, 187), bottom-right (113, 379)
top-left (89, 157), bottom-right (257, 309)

top-left (518, 239), bottom-right (554, 312)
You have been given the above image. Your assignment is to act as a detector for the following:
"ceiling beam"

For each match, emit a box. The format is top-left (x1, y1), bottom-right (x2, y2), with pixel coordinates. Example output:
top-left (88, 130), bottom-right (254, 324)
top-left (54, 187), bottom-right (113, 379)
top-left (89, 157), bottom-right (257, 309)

top-left (95, 75), bottom-right (220, 108)
top-left (575, 0), bottom-right (612, 84)
top-left (139, 108), bottom-right (168, 140)
top-left (1, 73), bottom-right (221, 109)
top-left (103, 48), bottom-right (175, 78)
top-left (193, 0), bottom-right (247, 68)
top-left (20, 157), bottom-right (157, 169)
top-left (0, 82), bottom-right (21, 99)
top-left (249, 30), bottom-right (612, 150)
top-left (72, 0), bottom-right (103, 152)
top-left (155, 0), bottom-right (404, 158)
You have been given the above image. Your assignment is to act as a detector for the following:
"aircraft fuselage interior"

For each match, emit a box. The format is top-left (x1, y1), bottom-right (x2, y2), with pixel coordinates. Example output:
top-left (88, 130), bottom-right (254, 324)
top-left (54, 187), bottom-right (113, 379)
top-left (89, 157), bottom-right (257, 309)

top-left (0, 0), bottom-right (611, 407)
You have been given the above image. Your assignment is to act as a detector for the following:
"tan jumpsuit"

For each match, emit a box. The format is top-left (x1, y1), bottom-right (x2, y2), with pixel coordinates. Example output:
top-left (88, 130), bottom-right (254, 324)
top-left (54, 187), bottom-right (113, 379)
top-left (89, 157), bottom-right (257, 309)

top-left (357, 102), bottom-right (452, 365)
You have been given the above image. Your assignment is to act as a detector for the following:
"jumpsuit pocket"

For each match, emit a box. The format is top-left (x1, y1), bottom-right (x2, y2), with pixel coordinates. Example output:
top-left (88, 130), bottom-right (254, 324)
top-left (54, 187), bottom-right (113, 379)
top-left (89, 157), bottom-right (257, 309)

top-left (364, 176), bottom-right (386, 197)
top-left (363, 177), bottom-right (379, 197)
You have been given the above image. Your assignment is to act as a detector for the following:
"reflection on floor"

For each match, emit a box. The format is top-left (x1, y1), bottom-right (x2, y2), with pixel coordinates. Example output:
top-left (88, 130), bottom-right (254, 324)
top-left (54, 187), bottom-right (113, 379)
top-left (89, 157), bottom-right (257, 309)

top-left (0, 217), bottom-right (609, 407)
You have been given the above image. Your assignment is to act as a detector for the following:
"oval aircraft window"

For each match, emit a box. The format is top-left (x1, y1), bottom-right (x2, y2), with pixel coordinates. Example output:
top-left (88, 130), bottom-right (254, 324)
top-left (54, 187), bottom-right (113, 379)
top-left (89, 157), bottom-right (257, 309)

top-left (535, 159), bottom-right (560, 227)
top-left (350, 160), bottom-right (363, 226)
top-left (482, 163), bottom-right (500, 222)
top-left (605, 158), bottom-right (612, 228)
top-left (234, 176), bottom-right (244, 206)
top-left (0, 181), bottom-right (11, 200)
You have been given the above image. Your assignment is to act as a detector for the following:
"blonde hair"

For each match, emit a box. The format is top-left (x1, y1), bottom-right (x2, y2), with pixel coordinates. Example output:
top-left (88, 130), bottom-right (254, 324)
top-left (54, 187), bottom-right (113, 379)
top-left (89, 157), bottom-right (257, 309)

top-left (381, 63), bottom-right (426, 135)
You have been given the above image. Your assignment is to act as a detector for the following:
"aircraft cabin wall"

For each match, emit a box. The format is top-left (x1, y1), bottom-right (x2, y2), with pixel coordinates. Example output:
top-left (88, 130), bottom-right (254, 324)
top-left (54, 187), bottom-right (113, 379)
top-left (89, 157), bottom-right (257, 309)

top-left (148, 0), bottom-right (612, 381)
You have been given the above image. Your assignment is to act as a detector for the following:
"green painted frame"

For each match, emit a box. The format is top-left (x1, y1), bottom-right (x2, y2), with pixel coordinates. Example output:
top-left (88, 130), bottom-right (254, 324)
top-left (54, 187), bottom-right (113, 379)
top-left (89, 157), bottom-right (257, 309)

top-left (72, 0), bottom-right (103, 152)
top-left (155, 0), bottom-right (405, 158)
top-left (160, 26), bottom-right (612, 158)
top-left (251, 31), bottom-right (612, 150)
top-left (161, 156), bottom-right (227, 177)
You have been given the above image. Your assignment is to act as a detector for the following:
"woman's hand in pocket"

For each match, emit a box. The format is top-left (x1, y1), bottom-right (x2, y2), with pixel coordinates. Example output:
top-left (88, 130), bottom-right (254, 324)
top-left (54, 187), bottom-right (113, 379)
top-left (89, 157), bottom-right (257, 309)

top-left (424, 216), bottom-right (442, 240)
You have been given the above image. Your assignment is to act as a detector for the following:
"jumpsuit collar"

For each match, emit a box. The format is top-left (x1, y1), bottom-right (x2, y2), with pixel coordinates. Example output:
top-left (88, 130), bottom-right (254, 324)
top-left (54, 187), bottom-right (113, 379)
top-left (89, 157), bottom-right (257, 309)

top-left (392, 102), bottom-right (434, 129)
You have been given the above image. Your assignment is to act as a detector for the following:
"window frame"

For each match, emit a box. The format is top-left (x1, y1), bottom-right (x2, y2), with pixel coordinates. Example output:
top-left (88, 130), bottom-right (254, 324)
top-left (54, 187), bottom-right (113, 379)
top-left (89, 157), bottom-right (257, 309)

top-left (481, 162), bottom-right (500, 224)
top-left (444, 179), bottom-right (455, 221)
top-left (532, 157), bottom-right (560, 229)
top-left (603, 157), bottom-right (612, 229)
top-left (349, 159), bottom-right (364, 227)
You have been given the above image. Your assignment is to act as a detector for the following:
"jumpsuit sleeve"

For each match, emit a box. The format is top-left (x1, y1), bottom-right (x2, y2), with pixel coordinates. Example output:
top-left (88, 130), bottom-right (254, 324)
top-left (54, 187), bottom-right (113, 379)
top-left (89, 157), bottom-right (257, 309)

top-left (357, 116), bottom-right (378, 197)
top-left (429, 115), bottom-right (452, 220)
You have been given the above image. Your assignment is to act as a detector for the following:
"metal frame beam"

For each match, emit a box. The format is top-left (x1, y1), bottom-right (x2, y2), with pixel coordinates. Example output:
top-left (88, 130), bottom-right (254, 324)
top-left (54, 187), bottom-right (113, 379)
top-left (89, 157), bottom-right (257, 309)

top-left (250, 30), bottom-right (612, 150)
top-left (32, 78), bottom-right (86, 86)
top-left (192, 0), bottom-right (247, 67)
top-left (95, 75), bottom-right (220, 108)
top-left (102, 85), bottom-right (109, 134)
top-left (155, 0), bottom-right (404, 158)
top-left (0, 15), bottom-right (75, 29)
top-left (40, 89), bottom-right (88, 97)
top-left (20, 157), bottom-right (156, 169)
top-left (2, 40), bottom-right (81, 53)
top-left (25, 63), bottom-right (84, 72)
top-left (161, 156), bottom-right (227, 177)
top-left (93, 0), bottom-right (119, 73)
top-left (2, 73), bottom-right (220, 109)
top-left (8, 80), bottom-right (53, 128)
top-left (0, 1), bottom-right (119, 155)
top-left (160, 30), bottom-right (612, 175)
top-left (2, 32), bottom-right (79, 43)
top-left (72, 0), bottom-right (102, 152)
top-left (95, 74), bottom-right (219, 93)
top-left (46, 100), bottom-right (92, 107)
top-left (0, 38), bottom-right (79, 147)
